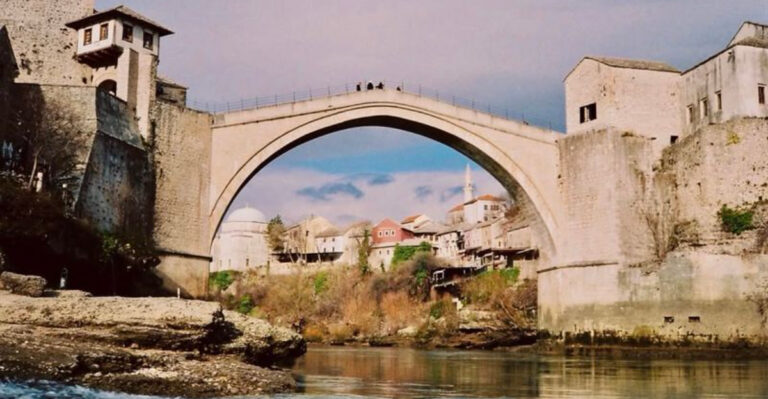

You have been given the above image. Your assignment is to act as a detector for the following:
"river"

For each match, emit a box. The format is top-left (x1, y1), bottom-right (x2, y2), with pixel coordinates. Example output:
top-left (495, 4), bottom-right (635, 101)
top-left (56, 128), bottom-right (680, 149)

top-left (3, 346), bottom-right (768, 398)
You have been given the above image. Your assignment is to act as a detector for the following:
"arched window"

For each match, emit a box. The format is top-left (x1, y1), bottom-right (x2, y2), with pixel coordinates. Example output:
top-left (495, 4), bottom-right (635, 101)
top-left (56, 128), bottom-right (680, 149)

top-left (97, 79), bottom-right (117, 95)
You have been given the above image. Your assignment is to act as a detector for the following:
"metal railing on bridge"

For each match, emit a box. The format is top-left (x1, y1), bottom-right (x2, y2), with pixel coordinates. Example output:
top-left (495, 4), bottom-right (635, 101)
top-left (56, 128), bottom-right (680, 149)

top-left (187, 80), bottom-right (552, 128)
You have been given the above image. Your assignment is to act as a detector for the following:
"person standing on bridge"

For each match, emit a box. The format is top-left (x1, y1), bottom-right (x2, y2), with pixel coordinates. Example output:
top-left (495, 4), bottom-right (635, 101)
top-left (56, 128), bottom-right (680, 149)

top-left (366, 81), bottom-right (374, 90)
top-left (376, 82), bottom-right (384, 89)
top-left (356, 82), bottom-right (362, 91)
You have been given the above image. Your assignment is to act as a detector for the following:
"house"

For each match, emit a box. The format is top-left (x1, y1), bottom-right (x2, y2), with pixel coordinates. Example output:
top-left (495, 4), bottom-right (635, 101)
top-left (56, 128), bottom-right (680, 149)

top-left (565, 21), bottom-right (768, 152)
top-left (65, 5), bottom-right (174, 138)
top-left (371, 218), bottom-right (414, 245)
top-left (369, 238), bottom-right (436, 271)
top-left (279, 215), bottom-right (335, 263)
top-left (314, 220), bottom-right (372, 265)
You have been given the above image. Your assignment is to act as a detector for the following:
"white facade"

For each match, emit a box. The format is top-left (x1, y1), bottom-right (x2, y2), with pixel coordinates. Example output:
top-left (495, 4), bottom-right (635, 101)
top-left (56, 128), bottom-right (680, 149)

top-left (565, 57), bottom-right (681, 152)
top-left (315, 229), bottom-right (345, 256)
top-left (67, 6), bottom-right (173, 138)
top-left (565, 22), bottom-right (768, 151)
top-left (680, 23), bottom-right (768, 136)
top-left (210, 206), bottom-right (269, 272)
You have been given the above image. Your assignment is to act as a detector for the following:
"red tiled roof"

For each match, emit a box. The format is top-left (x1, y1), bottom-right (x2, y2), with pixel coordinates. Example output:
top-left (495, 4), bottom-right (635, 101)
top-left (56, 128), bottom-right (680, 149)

top-left (449, 204), bottom-right (463, 212)
top-left (476, 194), bottom-right (505, 202)
top-left (401, 214), bottom-right (422, 224)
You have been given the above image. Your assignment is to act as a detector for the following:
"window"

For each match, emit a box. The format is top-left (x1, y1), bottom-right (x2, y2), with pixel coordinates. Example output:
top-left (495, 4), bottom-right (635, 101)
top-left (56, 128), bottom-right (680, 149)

top-left (670, 135), bottom-right (679, 144)
top-left (700, 98), bottom-right (709, 117)
top-left (99, 23), bottom-right (108, 40)
top-left (579, 103), bottom-right (597, 123)
top-left (759, 84), bottom-right (766, 105)
top-left (686, 105), bottom-right (695, 124)
top-left (699, 97), bottom-right (708, 118)
top-left (84, 28), bottom-right (92, 45)
top-left (716, 91), bottom-right (722, 111)
top-left (143, 31), bottom-right (154, 50)
top-left (123, 24), bottom-right (133, 42)
top-left (246, 258), bottom-right (249, 267)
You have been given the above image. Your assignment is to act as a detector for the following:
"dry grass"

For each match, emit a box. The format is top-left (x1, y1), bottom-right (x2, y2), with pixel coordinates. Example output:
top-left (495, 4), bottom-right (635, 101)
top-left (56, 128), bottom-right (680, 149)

top-left (380, 291), bottom-right (424, 334)
top-left (212, 260), bottom-right (536, 342)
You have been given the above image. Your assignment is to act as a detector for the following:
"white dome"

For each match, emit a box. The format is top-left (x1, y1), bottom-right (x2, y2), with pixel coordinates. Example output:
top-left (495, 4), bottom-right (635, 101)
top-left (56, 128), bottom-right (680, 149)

top-left (226, 206), bottom-right (266, 223)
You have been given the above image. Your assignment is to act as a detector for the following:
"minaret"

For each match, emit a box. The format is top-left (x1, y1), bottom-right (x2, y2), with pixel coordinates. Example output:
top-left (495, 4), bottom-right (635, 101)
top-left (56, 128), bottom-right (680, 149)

top-left (463, 164), bottom-right (474, 203)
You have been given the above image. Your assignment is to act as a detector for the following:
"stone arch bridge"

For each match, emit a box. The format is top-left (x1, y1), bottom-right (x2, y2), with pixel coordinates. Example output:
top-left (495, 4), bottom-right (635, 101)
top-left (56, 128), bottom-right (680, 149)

top-left (207, 88), bottom-right (563, 260)
top-left (153, 86), bottom-right (638, 335)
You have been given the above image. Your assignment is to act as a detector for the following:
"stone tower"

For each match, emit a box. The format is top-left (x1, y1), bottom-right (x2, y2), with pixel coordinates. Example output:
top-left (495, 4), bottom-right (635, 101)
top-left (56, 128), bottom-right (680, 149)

top-left (65, 5), bottom-right (174, 139)
top-left (463, 163), bottom-right (474, 203)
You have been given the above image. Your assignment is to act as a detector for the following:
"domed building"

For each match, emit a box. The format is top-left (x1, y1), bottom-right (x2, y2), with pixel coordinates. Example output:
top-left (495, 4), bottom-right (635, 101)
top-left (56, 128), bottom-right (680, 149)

top-left (211, 206), bottom-right (270, 272)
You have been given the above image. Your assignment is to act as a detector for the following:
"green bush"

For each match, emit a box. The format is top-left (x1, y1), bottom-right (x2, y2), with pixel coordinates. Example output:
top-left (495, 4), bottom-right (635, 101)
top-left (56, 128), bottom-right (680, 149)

top-left (313, 271), bottom-right (329, 295)
top-left (391, 241), bottom-right (432, 267)
top-left (235, 294), bottom-right (255, 314)
top-left (429, 300), bottom-right (447, 319)
top-left (499, 267), bottom-right (520, 282)
top-left (719, 205), bottom-right (754, 235)
top-left (209, 270), bottom-right (237, 291)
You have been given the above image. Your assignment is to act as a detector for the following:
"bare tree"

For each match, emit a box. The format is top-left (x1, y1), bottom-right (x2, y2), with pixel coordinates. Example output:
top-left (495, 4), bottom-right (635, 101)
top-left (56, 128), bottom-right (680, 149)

top-left (9, 95), bottom-right (88, 192)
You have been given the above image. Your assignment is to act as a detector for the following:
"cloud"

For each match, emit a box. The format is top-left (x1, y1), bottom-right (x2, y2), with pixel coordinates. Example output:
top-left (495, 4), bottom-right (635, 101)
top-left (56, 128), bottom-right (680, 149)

top-left (347, 172), bottom-right (395, 186)
top-left (440, 185), bottom-right (464, 202)
top-left (367, 174), bottom-right (394, 186)
top-left (414, 185), bottom-right (433, 200)
top-left (296, 182), bottom-right (364, 201)
top-left (229, 167), bottom-right (505, 226)
top-left (98, 0), bottom-right (766, 132)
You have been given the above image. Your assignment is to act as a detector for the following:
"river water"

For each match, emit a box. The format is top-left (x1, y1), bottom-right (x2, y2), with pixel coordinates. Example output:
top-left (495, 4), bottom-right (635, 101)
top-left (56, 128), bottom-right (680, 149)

top-left (3, 346), bottom-right (768, 398)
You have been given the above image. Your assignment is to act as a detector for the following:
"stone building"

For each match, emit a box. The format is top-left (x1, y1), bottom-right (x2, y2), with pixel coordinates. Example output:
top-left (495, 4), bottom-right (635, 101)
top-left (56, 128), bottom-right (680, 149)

top-left (566, 21), bottom-right (768, 151)
top-left (445, 166), bottom-right (506, 225)
top-left (280, 215), bottom-right (335, 263)
top-left (371, 218), bottom-right (415, 245)
top-left (210, 206), bottom-right (269, 272)
top-left (66, 5), bottom-right (174, 139)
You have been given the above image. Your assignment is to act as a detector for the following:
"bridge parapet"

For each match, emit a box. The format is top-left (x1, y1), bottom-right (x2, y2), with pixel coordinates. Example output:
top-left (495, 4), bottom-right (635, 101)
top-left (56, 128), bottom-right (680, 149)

top-left (212, 88), bottom-right (561, 145)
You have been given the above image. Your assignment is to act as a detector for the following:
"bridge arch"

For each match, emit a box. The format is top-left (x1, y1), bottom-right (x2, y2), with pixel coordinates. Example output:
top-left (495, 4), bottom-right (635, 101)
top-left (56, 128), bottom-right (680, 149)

top-left (208, 92), bottom-right (563, 265)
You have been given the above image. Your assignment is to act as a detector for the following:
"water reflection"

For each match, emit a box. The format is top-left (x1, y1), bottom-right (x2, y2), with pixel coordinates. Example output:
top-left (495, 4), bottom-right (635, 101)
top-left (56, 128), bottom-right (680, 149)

top-left (292, 346), bottom-right (768, 398)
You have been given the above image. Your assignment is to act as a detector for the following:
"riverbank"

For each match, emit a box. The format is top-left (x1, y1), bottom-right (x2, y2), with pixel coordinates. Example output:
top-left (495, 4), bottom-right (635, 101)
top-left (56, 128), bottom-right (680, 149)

top-left (209, 259), bottom-right (538, 351)
top-left (0, 290), bottom-right (306, 398)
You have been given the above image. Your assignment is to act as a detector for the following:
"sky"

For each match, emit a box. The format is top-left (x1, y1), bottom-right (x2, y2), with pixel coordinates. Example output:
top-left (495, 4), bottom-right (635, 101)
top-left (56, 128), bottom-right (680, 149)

top-left (98, 0), bottom-right (768, 226)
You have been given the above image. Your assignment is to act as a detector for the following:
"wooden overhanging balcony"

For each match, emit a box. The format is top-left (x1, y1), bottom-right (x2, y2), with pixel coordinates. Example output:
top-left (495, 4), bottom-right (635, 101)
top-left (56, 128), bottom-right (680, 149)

top-left (76, 45), bottom-right (123, 68)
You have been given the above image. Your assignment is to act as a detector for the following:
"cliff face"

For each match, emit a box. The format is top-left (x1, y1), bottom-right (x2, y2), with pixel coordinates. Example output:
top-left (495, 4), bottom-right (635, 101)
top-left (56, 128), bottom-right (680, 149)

top-left (0, 292), bottom-right (306, 397)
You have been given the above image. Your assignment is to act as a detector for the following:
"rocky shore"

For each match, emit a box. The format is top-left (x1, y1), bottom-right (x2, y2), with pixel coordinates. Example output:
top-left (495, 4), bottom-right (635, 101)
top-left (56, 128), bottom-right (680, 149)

top-left (0, 289), bottom-right (306, 398)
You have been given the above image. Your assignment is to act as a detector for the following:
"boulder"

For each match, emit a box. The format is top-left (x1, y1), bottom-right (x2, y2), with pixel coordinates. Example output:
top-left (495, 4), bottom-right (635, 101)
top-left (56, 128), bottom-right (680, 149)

top-left (44, 289), bottom-right (93, 298)
top-left (0, 272), bottom-right (47, 297)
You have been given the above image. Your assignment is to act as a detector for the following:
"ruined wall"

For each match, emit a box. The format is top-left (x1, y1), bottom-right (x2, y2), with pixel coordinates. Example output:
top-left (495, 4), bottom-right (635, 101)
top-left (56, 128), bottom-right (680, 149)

top-left (0, 0), bottom-right (93, 85)
top-left (659, 118), bottom-right (768, 243)
top-left (152, 101), bottom-right (213, 297)
top-left (542, 118), bottom-right (768, 341)
top-left (75, 91), bottom-right (153, 242)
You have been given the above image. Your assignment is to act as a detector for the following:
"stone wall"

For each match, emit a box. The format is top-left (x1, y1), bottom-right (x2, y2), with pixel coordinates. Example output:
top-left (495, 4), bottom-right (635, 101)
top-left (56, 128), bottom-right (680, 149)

top-left (659, 118), bottom-right (768, 243)
top-left (555, 128), bottom-right (655, 267)
top-left (565, 59), bottom-right (681, 151)
top-left (542, 251), bottom-right (768, 339)
top-left (75, 91), bottom-right (153, 243)
top-left (543, 118), bottom-right (768, 341)
top-left (152, 101), bottom-right (213, 297)
top-left (0, 0), bottom-right (93, 85)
